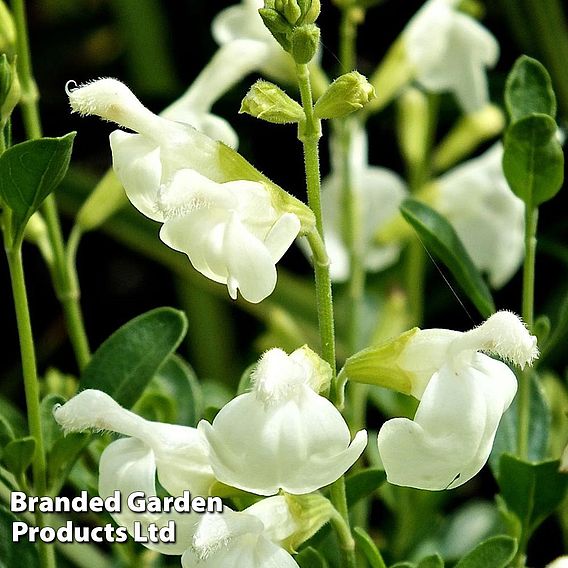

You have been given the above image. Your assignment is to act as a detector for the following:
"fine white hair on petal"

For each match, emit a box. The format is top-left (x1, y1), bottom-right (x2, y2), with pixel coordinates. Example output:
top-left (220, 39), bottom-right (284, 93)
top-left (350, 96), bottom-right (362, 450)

top-left (449, 310), bottom-right (539, 369)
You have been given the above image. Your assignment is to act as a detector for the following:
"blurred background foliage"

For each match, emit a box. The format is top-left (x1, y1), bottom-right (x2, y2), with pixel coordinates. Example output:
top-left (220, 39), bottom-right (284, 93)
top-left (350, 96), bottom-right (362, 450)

top-left (1, 1), bottom-right (567, 564)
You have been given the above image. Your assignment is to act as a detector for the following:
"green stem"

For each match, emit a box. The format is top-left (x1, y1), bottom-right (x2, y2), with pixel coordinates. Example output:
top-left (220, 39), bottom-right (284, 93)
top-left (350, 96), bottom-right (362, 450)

top-left (296, 62), bottom-right (336, 378)
top-left (517, 206), bottom-right (538, 460)
top-left (6, 244), bottom-right (56, 568)
top-left (11, 0), bottom-right (91, 371)
top-left (330, 478), bottom-right (357, 568)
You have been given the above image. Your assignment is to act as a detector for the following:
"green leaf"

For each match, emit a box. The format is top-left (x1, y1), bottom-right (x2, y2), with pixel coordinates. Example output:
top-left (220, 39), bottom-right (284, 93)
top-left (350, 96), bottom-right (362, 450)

top-left (417, 554), bottom-right (444, 568)
top-left (3, 437), bottom-right (36, 478)
top-left (40, 394), bottom-right (66, 452)
top-left (505, 56), bottom-right (557, 122)
top-left (503, 114), bottom-right (564, 206)
top-left (490, 371), bottom-right (550, 475)
top-left (346, 468), bottom-right (387, 507)
top-left (390, 563), bottom-right (415, 568)
top-left (236, 363), bottom-right (256, 396)
top-left (296, 547), bottom-right (329, 568)
top-left (146, 354), bottom-right (203, 426)
top-left (0, 505), bottom-right (39, 568)
top-left (498, 454), bottom-right (568, 537)
top-left (353, 527), bottom-right (387, 568)
top-left (81, 307), bottom-right (188, 409)
top-left (454, 535), bottom-right (517, 568)
top-left (0, 133), bottom-right (75, 242)
top-left (400, 199), bottom-right (495, 317)
top-left (47, 432), bottom-right (90, 496)
top-left (0, 414), bottom-right (14, 456)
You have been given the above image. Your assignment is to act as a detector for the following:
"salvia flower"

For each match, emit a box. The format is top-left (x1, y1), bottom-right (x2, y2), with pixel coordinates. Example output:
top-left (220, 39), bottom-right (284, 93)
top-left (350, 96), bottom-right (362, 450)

top-left (182, 497), bottom-right (300, 567)
top-left (436, 143), bottom-right (525, 288)
top-left (375, 311), bottom-right (538, 490)
top-left (405, 0), bottom-right (499, 113)
top-left (319, 124), bottom-right (407, 282)
top-left (54, 389), bottom-right (215, 543)
top-left (67, 78), bottom-right (312, 303)
top-left (199, 346), bottom-right (368, 495)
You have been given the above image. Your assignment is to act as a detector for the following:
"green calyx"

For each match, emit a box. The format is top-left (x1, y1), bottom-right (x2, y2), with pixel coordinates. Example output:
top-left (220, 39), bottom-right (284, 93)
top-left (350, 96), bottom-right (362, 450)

top-left (240, 80), bottom-right (304, 124)
top-left (314, 71), bottom-right (375, 120)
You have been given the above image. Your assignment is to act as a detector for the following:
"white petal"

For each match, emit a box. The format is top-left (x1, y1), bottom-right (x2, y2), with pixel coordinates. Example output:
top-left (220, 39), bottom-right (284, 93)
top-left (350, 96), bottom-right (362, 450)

top-left (110, 131), bottom-right (163, 221)
top-left (264, 213), bottom-right (301, 263)
top-left (378, 354), bottom-right (517, 490)
top-left (99, 438), bottom-right (200, 555)
top-left (163, 40), bottom-right (270, 117)
top-left (200, 389), bottom-right (367, 495)
top-left (244, 496), bottom-right (298, 544)
top-left (224, 215), bottom-right (277, 303)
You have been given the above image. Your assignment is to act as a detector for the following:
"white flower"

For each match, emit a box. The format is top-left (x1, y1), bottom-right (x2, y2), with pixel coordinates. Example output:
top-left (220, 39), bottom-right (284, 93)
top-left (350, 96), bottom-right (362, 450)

top-left (199, 346), bottom-right (368, 496)
top-left (437, 143), bottom-right (525, 288)
top-left (54, 389), bottom-right (215, 552)
top-left (182, 497), bottom-right (299, 567)
top-left (212, 0), bottom-right (295, 84)
top-left (318, 124), bottom-right (407, 281)
top-left (546, 557), bottom-right (568, 568)
top-left (377, 311), bottom-right (538, 490)
top-left (405, 0), bottom-right (499, 113)
top-left (67, 78), bottom-right (304, 303)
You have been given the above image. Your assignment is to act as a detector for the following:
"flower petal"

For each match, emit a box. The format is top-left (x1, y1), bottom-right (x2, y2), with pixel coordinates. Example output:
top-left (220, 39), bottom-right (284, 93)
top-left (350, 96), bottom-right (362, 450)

top-left (110, 130), bottom-right (163, 221)
top-left (378, 354), bottom-right (517, 490)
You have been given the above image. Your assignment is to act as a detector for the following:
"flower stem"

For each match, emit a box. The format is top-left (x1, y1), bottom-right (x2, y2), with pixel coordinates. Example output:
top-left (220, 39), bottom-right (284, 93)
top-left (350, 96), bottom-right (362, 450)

top-left (11, 0), bottom-right (91, 371)
top-left (330, 479), bottom-right (357, 568)
top-left (517, 205), bottom-right (538, 460)
top-left (5, 243), bottom-right (56, 568)
top-left (296, 62), bottom-right (336, 379)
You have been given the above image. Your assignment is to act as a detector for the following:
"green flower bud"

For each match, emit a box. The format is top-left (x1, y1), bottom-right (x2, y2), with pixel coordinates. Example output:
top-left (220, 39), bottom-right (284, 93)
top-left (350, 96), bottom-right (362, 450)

top-left (275, 0), bottom-right (302, 24)
top-left (0, 53), bottom-right (20, 127)
top-left (76, 169), bottom-right (128, 232)
top-left (282, 493), bottom-right (335, 552)
top-left (432, 103), bottom-right (505, 172)
top-left (240, 80), bottom-right (304, 124)
top-left (290, 23), bottom-right (320, 64)
top-left (0, 0), bottom-right (16, 59)
top-left (258, 7), bottom-right (293, 52)
top-left (396, 87), bottom-right (429, 168)
top-left (298, 0), bottom-right (321, 24)
top-left (313, 71), bottom-right (375, 119)
top-left (24, 212), bottom-right (54, 266)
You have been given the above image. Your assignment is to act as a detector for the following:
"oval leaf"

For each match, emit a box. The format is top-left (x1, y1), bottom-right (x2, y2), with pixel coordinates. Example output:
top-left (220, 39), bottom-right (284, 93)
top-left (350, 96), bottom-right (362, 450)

top-left (3, 437), bottom-right (36, 478)
top-left (505, 56), bottom-right (557, 122)
top-left (81, 307), bottom-right (188, 409)
top-left (354, 527), bottom-right (388, 568)
top-left (454, 536), bottom-right (517, 568)
top-left (417, 554), bottom-right (444, 568)
top-left (0, 132), bottom-right (75, 241)
top-left (0, 505), bottom-right (39, 568)
top-left (498, 454), bottom-right (568, 537)
top-left (400, 199), bottom-right (495, 317)
top-left (503, 114), bottom-right (564, 206)
top-left (346, 468), bottom-right (387, 507)
top-left (296, 547), bottom-right (329, 568)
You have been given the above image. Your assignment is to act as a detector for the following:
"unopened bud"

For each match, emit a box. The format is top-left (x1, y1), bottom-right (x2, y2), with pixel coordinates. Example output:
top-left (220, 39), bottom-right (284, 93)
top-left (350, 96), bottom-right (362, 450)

top-left (0, 54), bottom-right (20, 126)
top-left (314, 71), bottom-right (375, 119)
top-left (275, 0), bottom-right (302, 24)
top-left (299, 0), bottom-right (321, 24)
top-left (290, 24), bottom-right (320, 64)
top-left (259, 7), bottom-right (293, 52)
top-left (240, 80), bottom-right (304, 124)
top-left (397, 87), bottom-right (429, 168)
top-left (0, 0), bottom-right (16, 58)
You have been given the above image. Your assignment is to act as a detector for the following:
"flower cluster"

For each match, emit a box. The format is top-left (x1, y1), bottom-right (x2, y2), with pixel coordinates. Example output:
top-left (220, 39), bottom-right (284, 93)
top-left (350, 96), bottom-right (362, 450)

top-left (54, 346), bottom-right (366, 566)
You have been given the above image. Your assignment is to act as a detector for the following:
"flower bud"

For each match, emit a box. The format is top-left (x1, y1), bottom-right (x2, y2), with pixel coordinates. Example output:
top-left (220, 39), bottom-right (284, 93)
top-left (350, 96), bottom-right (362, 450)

top-left (275, 0), bottom-right (302, 24)
top-left (23, 212), bottom-right (53, 266)
top-left (314, 71), bottom-right (375, 119)
top-left (432, 103), bottom-right (505, 172)
top-left (0, 54), bottom-right (20, 127)
top-left (290, 24), bottom-right (320, 64)
top-left (258, 7), bottom-right (294, 52)
top-left (76, 169), bottom-right (128, 232)
top-left (396, 87), bottom-right (429, 168)
top-left (240, 80), bottom-right (304, 124)
top-left (0, 0), bottom-right (16, 59)
top-left (299, 0), bottom-right (321, 24)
